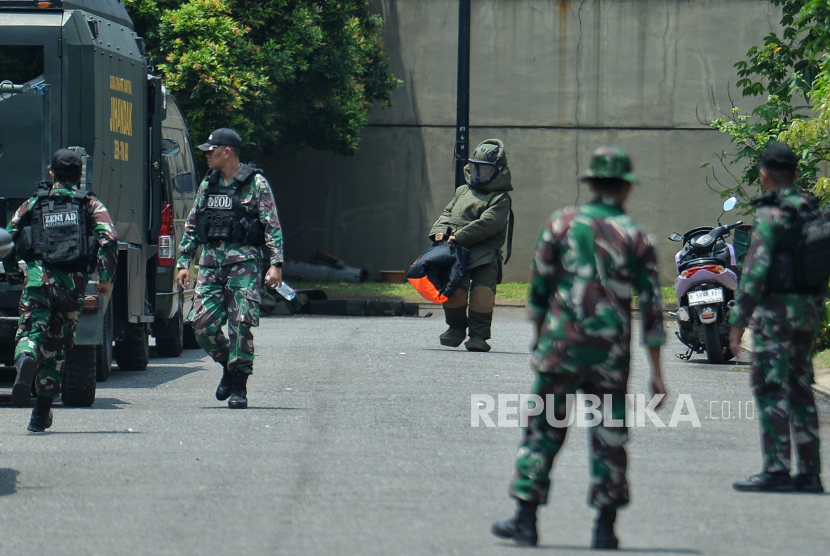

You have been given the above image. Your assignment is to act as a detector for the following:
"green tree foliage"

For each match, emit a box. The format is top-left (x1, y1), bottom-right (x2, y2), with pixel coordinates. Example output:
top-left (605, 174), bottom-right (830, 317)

top-left (709, 0), bottom-right (830, 210)
top-left (712, 1), bottom-right (830, 350)
top-left (123, 0), bottom-right (402, 157)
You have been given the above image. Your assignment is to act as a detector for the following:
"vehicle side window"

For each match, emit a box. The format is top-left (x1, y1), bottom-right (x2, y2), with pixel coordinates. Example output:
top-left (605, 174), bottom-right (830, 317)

top-left (175, 172), bottom-right (194, 194)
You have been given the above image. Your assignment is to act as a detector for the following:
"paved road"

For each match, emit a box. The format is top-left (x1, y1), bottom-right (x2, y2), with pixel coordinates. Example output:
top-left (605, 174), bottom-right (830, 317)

top-left (0, 307), bottom-right (828, 555)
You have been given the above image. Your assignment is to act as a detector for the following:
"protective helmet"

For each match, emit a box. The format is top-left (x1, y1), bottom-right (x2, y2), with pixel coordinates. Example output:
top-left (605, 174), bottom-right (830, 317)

top-left (579, 146), bottom-right (638, 184)
top-left (466, 139), bottom-right (508, 188)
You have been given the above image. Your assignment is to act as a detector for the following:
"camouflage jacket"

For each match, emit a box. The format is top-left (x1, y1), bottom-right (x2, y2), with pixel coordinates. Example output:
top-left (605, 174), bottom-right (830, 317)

top-left (4, 183), bottom-right (118, 287)
top-left (529, 197), bottom-right (665, 371)
top-left (728, 186), bottom-right (825, 331)
top-left (177, 172), bottom-right (284, 268)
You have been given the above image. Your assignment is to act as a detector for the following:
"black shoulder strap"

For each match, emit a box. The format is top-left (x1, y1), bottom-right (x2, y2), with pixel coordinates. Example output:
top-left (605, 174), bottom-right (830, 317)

top-left (207, 169), bottom-right (221, 186)
top-left (233, 163), bottom-right (262, 185)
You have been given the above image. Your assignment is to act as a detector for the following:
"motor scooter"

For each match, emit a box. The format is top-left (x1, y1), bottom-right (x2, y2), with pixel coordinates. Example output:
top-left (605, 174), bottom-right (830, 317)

top-left (669, 197), bottom-right (743, 363)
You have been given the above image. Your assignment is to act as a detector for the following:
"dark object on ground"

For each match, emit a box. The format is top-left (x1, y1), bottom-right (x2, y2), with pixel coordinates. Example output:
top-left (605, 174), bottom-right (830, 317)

top-left (310, 249), bottom-right (347, 269)
top-left (732, 471), bottom-right (794, 492)
top-left (261, 288), bottom-right (328, 316)
top-left (307, 299), bottom-right (418, 317)
top-left (283, 261), bottom-right (367, 283)
top-left (405, 241), bottom-right (470, 304)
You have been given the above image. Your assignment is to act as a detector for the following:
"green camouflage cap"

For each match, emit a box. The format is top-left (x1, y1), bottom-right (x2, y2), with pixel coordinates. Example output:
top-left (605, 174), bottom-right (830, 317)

top-left (579, 146), bottom-right (638, 184)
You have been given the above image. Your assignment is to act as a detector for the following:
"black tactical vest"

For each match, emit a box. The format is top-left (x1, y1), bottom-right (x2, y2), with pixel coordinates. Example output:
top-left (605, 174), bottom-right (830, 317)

top-left (195, 164), bottom-right (265, 246)
top-left (18, 185), bottom-right (98, 271)
top-left (755, 191), bottom-right (830, 294)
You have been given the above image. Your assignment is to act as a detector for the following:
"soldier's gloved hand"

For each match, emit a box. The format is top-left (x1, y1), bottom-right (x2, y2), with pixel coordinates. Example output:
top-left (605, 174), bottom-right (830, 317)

top-left (95, 280), bottom-right (111, 296)
top-left (177, 268), bottom-right (190, 290)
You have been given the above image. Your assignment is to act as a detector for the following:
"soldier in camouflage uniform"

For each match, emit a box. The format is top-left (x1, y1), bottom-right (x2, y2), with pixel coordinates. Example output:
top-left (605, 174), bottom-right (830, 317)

top-left (430, 139), bottom-right (513, 352)
top-left (492, 147), bottom-right (666, 548)
top-left (176, 128), bottom-right (283, 409)
top-left (729, 143), bottom-right (824, 493)
top-left (4, 149), bottom-right (117, 432)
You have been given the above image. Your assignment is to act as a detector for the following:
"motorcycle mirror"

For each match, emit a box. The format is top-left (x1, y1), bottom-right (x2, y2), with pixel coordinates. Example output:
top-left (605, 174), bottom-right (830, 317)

top-left (668, 233), bottom-right (682, 242)
top-left (723, 196), bottom-right (737, 212)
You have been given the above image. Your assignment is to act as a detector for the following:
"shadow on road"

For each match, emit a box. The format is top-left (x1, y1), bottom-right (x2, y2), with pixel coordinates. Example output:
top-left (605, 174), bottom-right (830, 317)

top-left (421, 348), bottom-right (531, 356)
top-left (198, 406), bottom-right (307, 411)
top-left (98, 349), bottom-right (209, 390)
top-left (38, 430), bottom-right (142, 435)
top-left (0, 468), bottom-right (19, 496)
top-left (497, 542), bottom-right (701, 553)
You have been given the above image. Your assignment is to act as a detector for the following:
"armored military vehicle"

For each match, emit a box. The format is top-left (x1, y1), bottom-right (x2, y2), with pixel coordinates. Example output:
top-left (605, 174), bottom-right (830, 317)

top-left (0, 0), bottom-right (199, 406)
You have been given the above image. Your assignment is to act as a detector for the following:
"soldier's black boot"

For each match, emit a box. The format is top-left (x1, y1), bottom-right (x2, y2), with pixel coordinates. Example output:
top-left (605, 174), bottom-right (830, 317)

top-left (228, 372), bottom-right (248, 409)
top-left (592, 508), bottom-right (619, 550)
top-left (732, 471), bottom-right (794, 492)
top-left (466, 311), bottom-right (492, 352)
top-left (439, 306), bottom-right (468, 347)
top-left (27, 395), bottom-right (53, 433)
top-left (215, 362), bottom-right (233, 401)
top-left (491, 500), bottom-right (538, 546)
top-left (793, 473), bottom-right (824, 493)
top-left (13, 354), bottom-right (38, 408)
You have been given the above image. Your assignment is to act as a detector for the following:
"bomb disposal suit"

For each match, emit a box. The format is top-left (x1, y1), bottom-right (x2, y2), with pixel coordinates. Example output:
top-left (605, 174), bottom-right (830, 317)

top-left (429, 139), bottom-right (513, 352)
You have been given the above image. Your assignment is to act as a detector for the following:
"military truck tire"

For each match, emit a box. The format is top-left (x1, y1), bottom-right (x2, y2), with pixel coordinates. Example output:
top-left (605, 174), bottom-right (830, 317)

top-left (183, 323), bottom-right (200, 349)
top-left (115, 326), bottom-right (150, 371)
top-left (156, 311), bottom-right (184, 357)
top-left (62, 345), bottom-right (97, 407)
top-left (96, 302), bottom-right (114, 381)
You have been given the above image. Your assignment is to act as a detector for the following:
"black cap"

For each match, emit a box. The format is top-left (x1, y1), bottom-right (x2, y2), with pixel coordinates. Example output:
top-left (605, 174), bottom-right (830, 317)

top-left (761, 142), bottom-right (798, 173)
top-left (50, 149), bottom-right (83, 177)
top-left (197, 128), bottom-right (242, 151)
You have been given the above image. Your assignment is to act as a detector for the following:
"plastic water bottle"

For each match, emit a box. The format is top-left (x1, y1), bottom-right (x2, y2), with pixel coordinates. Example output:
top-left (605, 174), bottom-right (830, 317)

top-left (273, 280), bottom-right (296, 301)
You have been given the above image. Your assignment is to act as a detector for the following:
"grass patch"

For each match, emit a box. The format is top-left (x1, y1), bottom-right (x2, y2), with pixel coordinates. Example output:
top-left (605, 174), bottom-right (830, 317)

top-left (286, 280), bottom-right (678, 305)
top-left (813, 348), bottom-right (830, 369)
top-left (286, 280), bottom-right (531, 300)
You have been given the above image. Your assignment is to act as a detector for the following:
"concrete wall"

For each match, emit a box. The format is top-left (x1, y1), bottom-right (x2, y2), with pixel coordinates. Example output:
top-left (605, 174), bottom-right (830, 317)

top-left (270, 0), bottom-right (780, 284)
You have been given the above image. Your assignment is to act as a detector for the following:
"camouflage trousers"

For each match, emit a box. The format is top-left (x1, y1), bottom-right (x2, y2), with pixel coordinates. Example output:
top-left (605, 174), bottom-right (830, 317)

top-left (751, 319), bottom-right (821, 475)
top-left (15, 278), bottom-right (86, 399)
top-left (510, 371), bottom-right (630, 510)
top-left (188, 260), bottom-right (261, 374)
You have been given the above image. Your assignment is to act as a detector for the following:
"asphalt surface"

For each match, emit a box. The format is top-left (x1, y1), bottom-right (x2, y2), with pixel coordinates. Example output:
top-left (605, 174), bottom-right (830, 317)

top-left (0, 307), bottom-right (828, 555)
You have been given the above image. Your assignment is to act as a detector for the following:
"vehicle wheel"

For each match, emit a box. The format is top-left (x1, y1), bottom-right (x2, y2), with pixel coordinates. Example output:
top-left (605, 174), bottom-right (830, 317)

top-left (96, 301), bottom-right (114, 382)
top-left (183, 322), bottom-right (200, 349)
top-left (704, 322), bottom-right (724, 364)
top-left (62, 345), bottom-right (97, 407)
top-left (114, 325), bottom-right (149, 371)
top-left (156, 311), bottom-right (184, 357)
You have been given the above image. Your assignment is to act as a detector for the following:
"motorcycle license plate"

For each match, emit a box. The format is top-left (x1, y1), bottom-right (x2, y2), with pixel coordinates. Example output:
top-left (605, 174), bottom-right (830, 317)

top-left (688, 288), bottom-right (724, 306)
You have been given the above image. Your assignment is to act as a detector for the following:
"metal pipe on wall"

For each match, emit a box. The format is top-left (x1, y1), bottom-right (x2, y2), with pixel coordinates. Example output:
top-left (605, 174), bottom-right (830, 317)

top-left (454, 0), bottom-right (470, 189)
